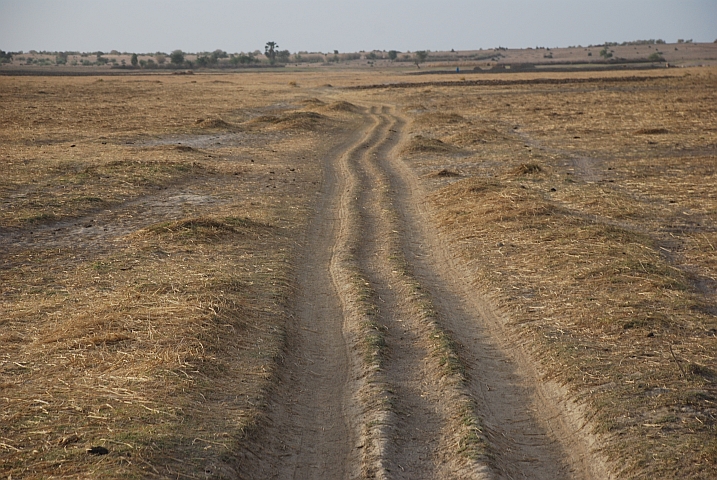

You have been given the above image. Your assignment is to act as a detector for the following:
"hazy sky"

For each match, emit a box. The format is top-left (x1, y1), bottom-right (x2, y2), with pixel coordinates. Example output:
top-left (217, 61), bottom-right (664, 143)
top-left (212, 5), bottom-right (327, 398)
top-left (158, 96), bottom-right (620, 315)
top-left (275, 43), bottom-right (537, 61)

top-left (1, 0), bottom-right (716, 53)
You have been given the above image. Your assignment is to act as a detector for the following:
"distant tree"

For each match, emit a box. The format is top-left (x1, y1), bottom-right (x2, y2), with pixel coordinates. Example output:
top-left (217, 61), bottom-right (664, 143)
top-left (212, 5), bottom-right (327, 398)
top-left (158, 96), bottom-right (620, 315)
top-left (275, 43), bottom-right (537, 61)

top-left (170, 49), bottom-right (185, 66)
top-left (388, 50), bottom-right (398, 61)
top-left (155, 54), bottom-right (166, 65)
top-left (196, 55), bottom-right (211, 67)
top-left (230, 53), bottom-right (257, 65)
top-left (265, 42), bottom-right (278, 64)
top-left (414, 50), bottom-right (428, 68)
top-left (55, 52), bottom-right (68, 65)
top-left (599, 47), bottom-right (613, 59)
top-left (334, 50), bottom-right (339, 55)
top-left (648, 52), bottom-right (665, 62)
top-left (131, 53), bottom-right (138, 67)
top-left (276, 50), bottom-right (291, 63)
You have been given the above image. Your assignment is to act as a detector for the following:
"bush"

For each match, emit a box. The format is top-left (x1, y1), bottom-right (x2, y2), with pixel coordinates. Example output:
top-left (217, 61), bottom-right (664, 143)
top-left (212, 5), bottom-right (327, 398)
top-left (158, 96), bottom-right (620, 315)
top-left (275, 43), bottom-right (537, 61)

top-left (0, 50), bottom-right (12, 64)
top-left (170, 50), bottom-right (185, 66)
top-left (648, 52), bottom-right (665, 62)
top-left (277, 50), bottom-right (291, 63)
top-left (599, 47), bottom-right (613, 59)
top-left (230, 53), bottom-right (257, 65)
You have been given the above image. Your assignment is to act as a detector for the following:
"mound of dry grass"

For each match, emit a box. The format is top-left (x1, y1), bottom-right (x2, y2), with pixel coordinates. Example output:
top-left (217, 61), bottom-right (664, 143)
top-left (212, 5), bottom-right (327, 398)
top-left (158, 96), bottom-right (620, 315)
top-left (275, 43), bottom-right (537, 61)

top-left (634, 127), bottom-right (669, 135)
top-left (414, 112), bottom-right (467, 125)
top-left (300, 97), bottom-right (326, 107)
top-left (194, 117), bottom-right (233, 129)
top-left (324, 101), bottom-right (360, 113)
top-left (141, 216), bottom-right (271, 241)
top-left (433, 169), bottom-right (460, 177)
top-left (246, 111), bottom-right (330, 131)
top-left (511, 162), bottom-right (543, 175)
top-left (401, 135), bottom-right (459, 155)
top-left (444, 128), bottom-right (509, 147)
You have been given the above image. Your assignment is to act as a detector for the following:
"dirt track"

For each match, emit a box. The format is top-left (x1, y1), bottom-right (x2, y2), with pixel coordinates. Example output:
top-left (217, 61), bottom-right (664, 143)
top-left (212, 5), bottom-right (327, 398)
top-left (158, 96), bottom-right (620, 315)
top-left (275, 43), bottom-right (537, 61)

top-left (242, 103), bottom-right (609, 479)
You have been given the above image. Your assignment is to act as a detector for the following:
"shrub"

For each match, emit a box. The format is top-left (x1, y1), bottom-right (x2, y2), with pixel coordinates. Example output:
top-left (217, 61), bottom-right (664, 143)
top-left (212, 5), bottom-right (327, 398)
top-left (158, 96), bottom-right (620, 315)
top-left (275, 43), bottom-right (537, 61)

top-left (277, 50), bottom-right (291, 63)
top-left (599, 47), bottom-right (613, 59)
top-left (170, 50), bottom-right (185, 66)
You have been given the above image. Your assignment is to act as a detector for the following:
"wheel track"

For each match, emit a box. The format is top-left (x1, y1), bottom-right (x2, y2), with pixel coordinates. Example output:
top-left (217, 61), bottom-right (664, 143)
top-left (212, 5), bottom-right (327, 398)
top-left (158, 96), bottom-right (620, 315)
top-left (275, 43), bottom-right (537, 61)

top-left (372, 105), bottom-right (611, 479)
top-left (349, 106), bottom-right (491, 479)
top-left (242, 102), bottom-right (609, 479)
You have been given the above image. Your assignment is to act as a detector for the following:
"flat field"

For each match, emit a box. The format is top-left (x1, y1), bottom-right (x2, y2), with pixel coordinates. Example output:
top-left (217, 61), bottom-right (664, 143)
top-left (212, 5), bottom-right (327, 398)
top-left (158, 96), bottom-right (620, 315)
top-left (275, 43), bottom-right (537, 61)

top-left (1, 67), bottom-right (715, 479)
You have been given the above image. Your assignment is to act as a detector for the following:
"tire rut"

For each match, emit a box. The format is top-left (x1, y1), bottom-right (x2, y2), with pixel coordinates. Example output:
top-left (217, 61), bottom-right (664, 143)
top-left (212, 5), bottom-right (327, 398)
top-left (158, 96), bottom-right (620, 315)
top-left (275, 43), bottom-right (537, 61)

top-left (244, 103), bottom-right (608, 479)
top-left (241, 111), bottom-right (396, 479)
top-left (374, 106), bottom-right (611, 479)
top-left (349, 106), bottom-right (490, 479)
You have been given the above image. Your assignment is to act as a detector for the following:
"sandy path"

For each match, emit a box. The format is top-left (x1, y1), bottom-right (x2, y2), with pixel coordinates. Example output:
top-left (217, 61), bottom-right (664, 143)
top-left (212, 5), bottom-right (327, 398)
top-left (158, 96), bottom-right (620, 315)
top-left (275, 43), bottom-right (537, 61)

top-left (242, 104), bottom-right (608, 479)
top-left (239, 116), bottom-right (380, 479)
top-left (352, 107), bottom-right (450, 478)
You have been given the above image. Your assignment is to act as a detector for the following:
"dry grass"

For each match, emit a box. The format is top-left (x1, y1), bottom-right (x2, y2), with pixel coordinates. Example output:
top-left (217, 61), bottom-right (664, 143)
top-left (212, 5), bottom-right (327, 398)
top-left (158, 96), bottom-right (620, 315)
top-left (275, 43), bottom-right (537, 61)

top-left (401, 135), bottom-right (460, 155)
top-left (357, 67), bottom-right (717, 478)
top-left (0, 72), bottom-right (347, 478)
top-left (245, 111), bottom-right (332, 131)
top-left (323, 100), bottom-right (361, 113)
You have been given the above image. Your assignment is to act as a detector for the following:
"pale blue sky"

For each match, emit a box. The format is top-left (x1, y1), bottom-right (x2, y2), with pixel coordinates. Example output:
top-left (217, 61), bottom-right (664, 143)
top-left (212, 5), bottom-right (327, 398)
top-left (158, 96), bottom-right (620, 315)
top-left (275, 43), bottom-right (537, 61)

top-left (1, 0), bottom-right (715, 53)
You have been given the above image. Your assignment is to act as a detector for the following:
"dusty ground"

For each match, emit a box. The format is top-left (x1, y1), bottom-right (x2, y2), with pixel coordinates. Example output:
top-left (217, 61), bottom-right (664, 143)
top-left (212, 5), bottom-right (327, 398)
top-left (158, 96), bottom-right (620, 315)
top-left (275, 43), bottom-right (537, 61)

top-left (1, 66), bottom-right (715, 479)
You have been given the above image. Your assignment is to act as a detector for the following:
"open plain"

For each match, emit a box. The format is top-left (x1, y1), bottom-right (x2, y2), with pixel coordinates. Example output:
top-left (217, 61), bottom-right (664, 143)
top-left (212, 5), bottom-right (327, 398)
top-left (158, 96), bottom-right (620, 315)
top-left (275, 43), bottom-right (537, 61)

top-left (1, 66), bottom-right (716, 479)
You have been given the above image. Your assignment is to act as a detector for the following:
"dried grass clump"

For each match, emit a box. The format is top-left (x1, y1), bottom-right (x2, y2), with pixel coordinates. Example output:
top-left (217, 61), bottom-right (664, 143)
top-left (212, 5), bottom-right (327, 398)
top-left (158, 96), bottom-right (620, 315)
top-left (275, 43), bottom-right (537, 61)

top-left (433, 169), bottom-right (460, 177)
top-left (512, 162), bottom-right (543, 175)
top-left (401, 135), bottom-right (459, 155)
top-left (142, 216), bottom-right (270, 241)
top-left (325, 101), bottom-right (360, 112)
top-left (246, 111), bottom-right (329, 131)
top-left (301, 97), bottom-right (325, 107)
top-left (414, 112), bottom-right (466, 126)
top-left (633, 127), bottom-right (669, 135)
top-left (194, 117), bottom-right (232, 129)
top-left (445, 128), bottom-right (507, 147)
